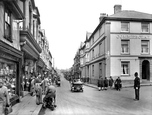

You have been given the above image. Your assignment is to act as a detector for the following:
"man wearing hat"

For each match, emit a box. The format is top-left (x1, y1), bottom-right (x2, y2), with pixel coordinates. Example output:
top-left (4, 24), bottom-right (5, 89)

top-left (0, 78), bottom-right (10, 115)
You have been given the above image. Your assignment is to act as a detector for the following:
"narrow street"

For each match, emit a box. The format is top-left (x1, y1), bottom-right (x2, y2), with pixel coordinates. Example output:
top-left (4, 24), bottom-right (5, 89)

top-left (38, 75), bottom-right (152, 115)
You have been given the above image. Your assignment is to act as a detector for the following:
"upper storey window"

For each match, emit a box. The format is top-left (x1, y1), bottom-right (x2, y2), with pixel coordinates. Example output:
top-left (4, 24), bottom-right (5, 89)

top-left (121, 22), bottom-right (129, 32)
top-left (141, 40), bottom-right (149, 54)
top-left (121, 40), bottom-right (129, 54)
top-left (4, 7), bottom-right (12, 42)
top-left (141, 23), bottom-right (149, 33)
top-left (92, 36), bottom-right (94, 44)
top-left (80, 50), bottom-right (83, 55)
top-left (86, 42), bottom-right (89, 48)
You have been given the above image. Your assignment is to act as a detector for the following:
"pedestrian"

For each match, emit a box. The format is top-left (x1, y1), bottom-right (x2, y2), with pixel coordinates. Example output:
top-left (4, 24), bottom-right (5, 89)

top-left (97, 78), bottom-right (101, 91)
top-left (44, 77), bottom-right (49, 95)
top-left (0, 78), bottom-right (11, 115)
top-left (134, 72), bottom-right (140, 101)
top-left (115, 77), bottom-right (122, 91)
top-left (104, 77), bottom-right (108, 90)
top-left (34, 74), bottom-right (43, 105)
top-left (109, 76), bottom-right (114, 89)
top-left (30, 76), bottom-right (36, 96)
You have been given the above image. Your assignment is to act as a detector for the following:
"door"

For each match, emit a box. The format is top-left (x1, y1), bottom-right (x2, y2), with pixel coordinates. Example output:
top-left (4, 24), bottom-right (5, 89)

top-left (142, 60), bottom-right (150, 80)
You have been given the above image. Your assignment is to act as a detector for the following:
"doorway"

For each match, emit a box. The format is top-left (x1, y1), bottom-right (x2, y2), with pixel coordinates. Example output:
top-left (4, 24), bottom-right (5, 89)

top-left (142, 60), bottom-right (150, 80)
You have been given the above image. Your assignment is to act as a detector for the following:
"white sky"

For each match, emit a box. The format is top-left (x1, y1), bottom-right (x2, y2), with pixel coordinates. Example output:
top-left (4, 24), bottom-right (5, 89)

top-left (35, 0), bottom-right (152, 69)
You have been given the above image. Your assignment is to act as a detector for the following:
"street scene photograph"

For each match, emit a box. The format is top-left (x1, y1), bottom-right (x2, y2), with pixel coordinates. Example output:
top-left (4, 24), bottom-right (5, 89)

top-left (0, 0), bottom-right (152, 115)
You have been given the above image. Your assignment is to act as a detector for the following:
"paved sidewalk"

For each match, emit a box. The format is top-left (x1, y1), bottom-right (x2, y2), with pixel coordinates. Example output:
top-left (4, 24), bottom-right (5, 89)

top-left (84, 82), bottom-right (152, 89)
top-left (9, 93), bottom-right (44, 115)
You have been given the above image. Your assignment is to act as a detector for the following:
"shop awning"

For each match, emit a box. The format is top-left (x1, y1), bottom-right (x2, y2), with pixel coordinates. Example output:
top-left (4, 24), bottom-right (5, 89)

top-left (37, 58), bottom-right (45, 68)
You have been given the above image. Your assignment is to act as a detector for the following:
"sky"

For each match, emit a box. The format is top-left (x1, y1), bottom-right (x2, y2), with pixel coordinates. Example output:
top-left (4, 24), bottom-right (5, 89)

top-left (35, 0), bottom-right (152, 69)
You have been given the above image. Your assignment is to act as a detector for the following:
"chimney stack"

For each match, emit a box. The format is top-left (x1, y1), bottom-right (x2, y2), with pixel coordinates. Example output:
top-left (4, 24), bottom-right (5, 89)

top-left (114, 5), bottom-right (122, 14)
top-left (99, 13), bottom-right (107, 22)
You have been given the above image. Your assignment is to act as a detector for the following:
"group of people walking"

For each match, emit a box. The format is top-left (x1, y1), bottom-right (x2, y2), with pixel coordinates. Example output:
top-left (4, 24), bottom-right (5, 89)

top-left (0, 73), bottom-right (57, 115)
top-left (29, 74), bottom-right (57, 106)
top-left (97, 72), bottom-right (140, 101)
top-left (97, 76), bottom-right (122, 91)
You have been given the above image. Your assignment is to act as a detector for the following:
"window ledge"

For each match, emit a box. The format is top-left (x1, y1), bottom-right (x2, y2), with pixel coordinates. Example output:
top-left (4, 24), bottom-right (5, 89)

top-left (120, 31), bottom-right (129, 33)
top-left (121, 74), bottom-right (130, 77)
top-left (141, 53), bottom-right (150, 55)
top-left (121, 53), bottom-right (130, 55)
top-left (141, 32), bottom-right (149, 33)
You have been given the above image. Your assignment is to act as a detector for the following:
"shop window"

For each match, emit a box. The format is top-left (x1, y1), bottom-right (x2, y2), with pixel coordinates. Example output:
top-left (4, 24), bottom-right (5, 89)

top-left (121, 40), bottom-right (129, 54)
top-left (141, 40), bottom-right (149, 54)
top-left (0, 60), bottom-right (17, 99)
top-left (121, 62), bottom-right (129, 75)
top-left (141, 23), bottom-right (149, 33)
top-left (121, 22), bottom-right (129, 32)
top-left (4, 7), bottom-right (12, 42)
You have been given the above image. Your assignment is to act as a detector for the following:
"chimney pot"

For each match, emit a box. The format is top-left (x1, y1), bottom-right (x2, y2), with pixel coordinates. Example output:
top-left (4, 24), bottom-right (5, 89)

top-left (114, 5), bottom-right (122, 14)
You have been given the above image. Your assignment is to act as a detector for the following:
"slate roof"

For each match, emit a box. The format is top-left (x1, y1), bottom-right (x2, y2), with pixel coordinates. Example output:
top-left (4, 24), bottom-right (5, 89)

top-left (109, 10), bottom-right (152, 19)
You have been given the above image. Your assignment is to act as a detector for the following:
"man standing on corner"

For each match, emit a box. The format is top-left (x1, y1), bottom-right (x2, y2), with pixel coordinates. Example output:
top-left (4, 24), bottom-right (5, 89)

top-left (134, 72), bottom-right (140, 101)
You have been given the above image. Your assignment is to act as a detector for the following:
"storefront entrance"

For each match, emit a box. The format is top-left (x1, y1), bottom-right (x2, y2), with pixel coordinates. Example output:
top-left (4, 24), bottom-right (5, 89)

top-left (142, 60), bottom-right (150, 80)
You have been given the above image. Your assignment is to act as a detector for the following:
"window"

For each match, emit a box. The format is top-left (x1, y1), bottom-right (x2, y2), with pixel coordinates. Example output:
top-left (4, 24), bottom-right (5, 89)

top-left (142, 23), bottom-right (149, 33)
top-left (80, 50), bottom-right (83, 55)
top-left (86, 42), bottom-right (89, 48)
top-left (92, 65), bottom-right (94, 77)
top-left (99, 26), bottom-right (102, 36)
top-left (99, 43), bottom-right (102, 56)
top-left (92, 36), bottom-right (94, 43)
top-left (99, 63), bottom-right (102, 77)
top-left (121, 22), bottom-right (129, 32)
top-left (121, 62), bottom-right (129, 75)
top-left (121, 40), bottom-right (129, 54)
top-left (92, 49), bottom-right (94, 59)
top-left (141, 40), bottom-right (149, 54)
top-left (4, 8), bottom-right (12, 42)
top-left (86, 53), bottom-right (88, 62)
top-left (80, 58), bottom-right (83, 65)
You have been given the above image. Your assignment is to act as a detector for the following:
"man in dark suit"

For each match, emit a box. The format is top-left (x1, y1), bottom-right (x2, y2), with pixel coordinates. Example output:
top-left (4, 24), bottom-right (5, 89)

top-left (134, 72), bottom-right (140, 101)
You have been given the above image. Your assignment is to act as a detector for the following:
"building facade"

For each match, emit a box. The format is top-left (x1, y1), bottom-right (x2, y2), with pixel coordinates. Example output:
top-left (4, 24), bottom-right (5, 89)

top-left (0, 0), bottom-right (24, 104)
top-left (0, 0), bottom-right (53, 105)
top-left (79, 5), bottom-right (152, 85)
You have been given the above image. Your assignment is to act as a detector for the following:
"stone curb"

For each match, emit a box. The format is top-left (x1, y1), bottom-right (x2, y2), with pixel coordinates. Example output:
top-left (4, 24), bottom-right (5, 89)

top-left (84, 83), bottom-right (152, 89)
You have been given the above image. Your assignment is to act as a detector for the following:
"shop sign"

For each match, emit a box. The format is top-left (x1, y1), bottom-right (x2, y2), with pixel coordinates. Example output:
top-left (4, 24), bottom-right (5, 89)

top-left (116, 34), bottom-right (150, 39)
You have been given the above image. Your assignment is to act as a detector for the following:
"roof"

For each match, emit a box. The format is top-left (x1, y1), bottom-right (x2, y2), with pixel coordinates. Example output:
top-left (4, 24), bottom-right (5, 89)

top-left (88, 10), bottom-right (152, 41)
top-left (109, 10), bottom-right (152, 19)
top-left (85, 32), bottom-right (92, 43)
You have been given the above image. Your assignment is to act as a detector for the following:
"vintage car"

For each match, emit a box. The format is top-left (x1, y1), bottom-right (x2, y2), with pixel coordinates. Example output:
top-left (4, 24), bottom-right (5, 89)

top-left (71, 80), bottom-right (83, 92)
top-left (56, 79), bottom-right (61, 87)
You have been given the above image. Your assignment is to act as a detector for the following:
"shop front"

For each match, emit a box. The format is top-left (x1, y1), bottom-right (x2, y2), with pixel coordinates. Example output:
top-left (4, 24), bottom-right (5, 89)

top-left (0, 40), bottom-right (22, 105)
top-left (20, 30), bottom-right (42, 92)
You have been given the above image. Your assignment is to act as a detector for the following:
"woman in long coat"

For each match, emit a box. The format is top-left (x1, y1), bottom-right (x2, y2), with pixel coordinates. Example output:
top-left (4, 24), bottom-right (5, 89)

top-left (109, 76), bottom-right (114, 88)
top-left (34, 75), bottom-right (43, 105)
top-left (0, 79), bottom-right (10, 115)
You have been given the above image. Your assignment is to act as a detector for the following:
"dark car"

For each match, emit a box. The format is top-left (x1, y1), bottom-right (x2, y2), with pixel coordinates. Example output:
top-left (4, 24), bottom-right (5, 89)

top-left (71, 80), bottom-right (83, 92)
top-left (56, 79), bottom-right (61, 87)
